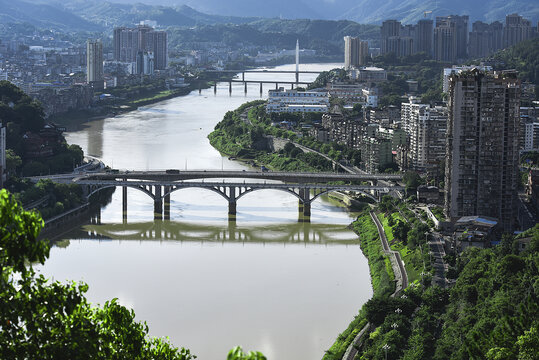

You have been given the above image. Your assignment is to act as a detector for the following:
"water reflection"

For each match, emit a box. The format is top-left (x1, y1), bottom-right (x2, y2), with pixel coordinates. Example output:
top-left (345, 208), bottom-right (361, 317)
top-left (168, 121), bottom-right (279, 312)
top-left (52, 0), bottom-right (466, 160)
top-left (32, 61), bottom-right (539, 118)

top-left (64, 220), bottom-right (359, 245)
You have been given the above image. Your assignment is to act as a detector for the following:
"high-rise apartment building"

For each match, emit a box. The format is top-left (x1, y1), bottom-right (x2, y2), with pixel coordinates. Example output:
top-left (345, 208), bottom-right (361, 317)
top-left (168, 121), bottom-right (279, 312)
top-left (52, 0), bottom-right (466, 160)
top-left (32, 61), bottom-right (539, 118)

top-left (435, 15), bottom-right (468, 61)
top-left (503, 14), bottom-right (533, 48)
top-left (445, 70), bottom-right (520, 231)
top-left (86, 39), bottom-right (103, 88)
top-left (401, 100), bottom-right (447, 177)
top-left (113, 25), bottom-right (167, 71)
top-left (380, 20), bottom-right (401, 54)
top-left (344, 36), bottom-right (369, 69)
top-left (468, 21), bottom-right (503, 58)
top-left (434, 19), bottom-right (457, 62)
top-left (416, 19), bottom-right (433, 56)
top-left (145, 30), bottom-right (168, 70)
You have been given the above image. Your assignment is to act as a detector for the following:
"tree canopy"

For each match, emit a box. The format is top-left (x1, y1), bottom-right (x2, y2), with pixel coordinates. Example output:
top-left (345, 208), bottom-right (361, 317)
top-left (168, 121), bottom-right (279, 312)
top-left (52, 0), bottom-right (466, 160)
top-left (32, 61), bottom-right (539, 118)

top-left (0, 189), bottom-right (195, 359)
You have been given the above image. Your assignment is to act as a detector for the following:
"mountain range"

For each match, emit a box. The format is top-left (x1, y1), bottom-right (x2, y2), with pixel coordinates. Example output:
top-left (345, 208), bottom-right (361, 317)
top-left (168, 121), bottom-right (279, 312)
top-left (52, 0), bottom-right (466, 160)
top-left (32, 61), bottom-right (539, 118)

top-left (0, 0), bottom-right (537, 33)
top-left (102, 0), bottom-right (539, 24)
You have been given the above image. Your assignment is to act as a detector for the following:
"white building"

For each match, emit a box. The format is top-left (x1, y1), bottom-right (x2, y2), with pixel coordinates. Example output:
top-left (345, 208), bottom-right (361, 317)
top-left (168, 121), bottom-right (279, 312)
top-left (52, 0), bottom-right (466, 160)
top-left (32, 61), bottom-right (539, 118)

top-left (266, 88), bottom-right (329, 113)
top-left (401, 99), bottom-right (448, 175)
top-left (86, 39), bottom-right (103, 87)
top-left (350, 66), bottom-right (387, 83)
top-left (362, 88), bottom-right (379, 108)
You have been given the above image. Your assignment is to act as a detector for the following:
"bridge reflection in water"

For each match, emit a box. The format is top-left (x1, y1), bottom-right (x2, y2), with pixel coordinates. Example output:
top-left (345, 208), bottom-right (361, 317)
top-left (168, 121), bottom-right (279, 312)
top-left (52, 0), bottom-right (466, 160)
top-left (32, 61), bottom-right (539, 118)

top-left (77, 218), bottom-right (358, 246)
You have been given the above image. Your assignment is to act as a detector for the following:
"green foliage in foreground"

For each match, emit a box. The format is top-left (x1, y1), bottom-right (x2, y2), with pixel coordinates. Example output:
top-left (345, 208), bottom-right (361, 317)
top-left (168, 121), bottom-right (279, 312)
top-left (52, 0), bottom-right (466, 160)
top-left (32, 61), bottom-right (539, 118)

top-left (227, 346), bottom-right (267, 360)
top-left (0, 188), bottom-right (269, 359)
top-left (0, 189), bottom-right (194, 359)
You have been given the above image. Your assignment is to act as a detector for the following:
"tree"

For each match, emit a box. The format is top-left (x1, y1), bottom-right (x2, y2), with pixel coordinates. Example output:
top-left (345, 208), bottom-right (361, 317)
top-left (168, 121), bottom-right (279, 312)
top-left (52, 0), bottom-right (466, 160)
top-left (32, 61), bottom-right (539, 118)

top-left (393, 220), bottom-right (410, 244)
top-left (0, 189), bottom-right (195, 359)
top-left (227, 346), bottom-right (266, 360)
top-left (403, 171), bottom-right (421, 191)
top-left (5, 149), bottom-right (22, 176)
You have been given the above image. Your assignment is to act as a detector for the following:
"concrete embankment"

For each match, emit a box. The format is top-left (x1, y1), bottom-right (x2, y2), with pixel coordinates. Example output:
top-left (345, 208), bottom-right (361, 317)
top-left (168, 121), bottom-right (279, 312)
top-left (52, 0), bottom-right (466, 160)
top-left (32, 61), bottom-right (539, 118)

top-left (40, 202), bottom-right (91, 239)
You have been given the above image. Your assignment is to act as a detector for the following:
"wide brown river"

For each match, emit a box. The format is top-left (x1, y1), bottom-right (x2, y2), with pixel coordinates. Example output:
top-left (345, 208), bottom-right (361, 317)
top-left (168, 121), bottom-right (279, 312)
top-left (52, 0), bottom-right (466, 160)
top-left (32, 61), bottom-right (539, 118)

top-left (37, 63), bottom-right (373, 360)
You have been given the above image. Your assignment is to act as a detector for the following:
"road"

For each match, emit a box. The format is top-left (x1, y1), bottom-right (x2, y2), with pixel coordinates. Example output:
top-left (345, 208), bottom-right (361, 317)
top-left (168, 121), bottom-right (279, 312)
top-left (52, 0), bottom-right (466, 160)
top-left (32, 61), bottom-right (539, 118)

top-left (428, 232), bottom-right (447, 288)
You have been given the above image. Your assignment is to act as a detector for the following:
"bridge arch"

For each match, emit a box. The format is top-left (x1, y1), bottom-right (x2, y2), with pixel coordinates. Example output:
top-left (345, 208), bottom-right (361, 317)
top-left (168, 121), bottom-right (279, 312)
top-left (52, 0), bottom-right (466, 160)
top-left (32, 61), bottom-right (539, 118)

top-left (86, 184), bottom-right (155, 200)
top-left (235, 187), bottom-right (302, 202)
top-left (164, 185), bottom-right (230, 202)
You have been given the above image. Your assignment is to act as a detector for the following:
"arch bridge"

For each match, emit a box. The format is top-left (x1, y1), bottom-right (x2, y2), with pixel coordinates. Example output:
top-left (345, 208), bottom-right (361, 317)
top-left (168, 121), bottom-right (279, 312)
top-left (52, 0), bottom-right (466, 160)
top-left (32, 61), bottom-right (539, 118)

top-left (47, 170), bottom-right (404, 222)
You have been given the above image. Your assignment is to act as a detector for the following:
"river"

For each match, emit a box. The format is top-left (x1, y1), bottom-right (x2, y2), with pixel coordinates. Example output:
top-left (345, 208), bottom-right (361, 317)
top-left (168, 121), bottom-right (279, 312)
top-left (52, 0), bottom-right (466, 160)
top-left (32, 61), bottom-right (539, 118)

top-left (37, 63), bottom-right (373, 360)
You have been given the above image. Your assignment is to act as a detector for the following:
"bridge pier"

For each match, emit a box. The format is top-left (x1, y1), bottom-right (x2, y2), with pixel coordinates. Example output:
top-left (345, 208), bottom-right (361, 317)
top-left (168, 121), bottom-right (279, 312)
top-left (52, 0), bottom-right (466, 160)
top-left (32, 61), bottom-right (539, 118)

top-left (122, 185), bottom-right (127, 223)
top-left (154, 186), bottom-right (162, 220)
top-left (214, 82), bottom-right (217, 94)
top-left (275, 82), bottom-right (278, 90)
top-left (242, 72), bottom-right (245, 82)
top-left (244, 82), bottom-right (247, 94)
top-left (164, 186), bottom-right (170, 220)
top-left (228, 186), bottom-right (237, 221)
top-left (297, 188), bottom-right (311, 223)
top-left (229, 81), bottom-right (232, 94)
top-left (303, 201), bottom-right (311, 222)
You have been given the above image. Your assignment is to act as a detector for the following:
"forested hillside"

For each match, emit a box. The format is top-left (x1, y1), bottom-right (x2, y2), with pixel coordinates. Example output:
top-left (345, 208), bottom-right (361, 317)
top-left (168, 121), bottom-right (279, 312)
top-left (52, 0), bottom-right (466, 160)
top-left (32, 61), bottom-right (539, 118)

top-left (351, 225), bottom-right (539, 359)
top-left (488, 38), bottom-right (539, 87)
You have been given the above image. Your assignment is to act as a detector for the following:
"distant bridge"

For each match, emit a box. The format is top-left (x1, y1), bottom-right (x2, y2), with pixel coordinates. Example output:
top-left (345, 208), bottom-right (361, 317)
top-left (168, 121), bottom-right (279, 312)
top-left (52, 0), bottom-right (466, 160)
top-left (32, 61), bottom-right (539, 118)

top-left (36, 170), bottom-right (404, 222)
top-left (203, 69), bottom-right (322, 94)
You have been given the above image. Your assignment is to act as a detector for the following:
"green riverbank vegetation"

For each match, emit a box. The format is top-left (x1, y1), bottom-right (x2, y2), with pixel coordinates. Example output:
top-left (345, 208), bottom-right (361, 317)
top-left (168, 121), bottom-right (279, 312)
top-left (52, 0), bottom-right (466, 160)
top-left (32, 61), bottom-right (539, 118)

top-left (326, 216), bottom-right (539, 359)
top-left (208, 101), bottom-right (361, 172)
top-left (209, 101), bottom-right (337, 172)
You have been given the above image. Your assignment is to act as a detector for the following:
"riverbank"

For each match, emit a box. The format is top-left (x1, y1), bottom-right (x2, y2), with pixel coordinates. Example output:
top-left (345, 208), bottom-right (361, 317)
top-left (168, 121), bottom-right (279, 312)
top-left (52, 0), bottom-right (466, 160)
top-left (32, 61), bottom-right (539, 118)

top-left (208, 101), bottom-right (408, 360)
top-left (48, 80), bottom-right (211, 128)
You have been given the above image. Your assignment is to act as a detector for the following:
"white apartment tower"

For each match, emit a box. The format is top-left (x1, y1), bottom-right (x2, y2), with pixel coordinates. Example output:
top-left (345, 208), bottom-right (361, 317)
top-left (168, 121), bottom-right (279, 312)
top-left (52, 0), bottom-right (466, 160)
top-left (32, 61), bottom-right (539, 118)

top-left (344, 36), bottom-right (369, 69)
top-left (86, 39), bottom-right (103, 88)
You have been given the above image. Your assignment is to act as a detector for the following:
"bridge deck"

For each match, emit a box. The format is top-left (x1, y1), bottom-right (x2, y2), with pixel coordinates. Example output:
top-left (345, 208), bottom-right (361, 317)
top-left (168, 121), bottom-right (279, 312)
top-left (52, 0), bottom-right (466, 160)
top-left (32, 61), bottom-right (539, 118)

top-left (78, 170), bottom-right (403, 183)
top-left (205, 70), bottom-right (321, 74)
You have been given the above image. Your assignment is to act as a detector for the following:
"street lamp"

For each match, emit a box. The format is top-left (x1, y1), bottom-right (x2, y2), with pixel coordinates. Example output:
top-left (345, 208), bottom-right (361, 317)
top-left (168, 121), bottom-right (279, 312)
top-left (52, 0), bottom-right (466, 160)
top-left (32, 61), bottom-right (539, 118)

top-left (382, 343), bottom-right (390, 360)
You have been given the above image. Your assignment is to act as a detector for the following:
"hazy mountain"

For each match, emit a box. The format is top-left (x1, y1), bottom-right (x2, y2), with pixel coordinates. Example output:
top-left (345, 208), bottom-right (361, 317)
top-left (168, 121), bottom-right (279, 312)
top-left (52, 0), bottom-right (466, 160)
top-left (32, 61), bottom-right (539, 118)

top-left (99, 0), bottom-right (539, 24)
top-left (59, 1), bottom-right (259, 28)
top-left (2, 0), bottom-right (537, 33)
top-left (338, 0), bottom-right (539, 24)
top-left (0, 0), bottom-right (102, 31)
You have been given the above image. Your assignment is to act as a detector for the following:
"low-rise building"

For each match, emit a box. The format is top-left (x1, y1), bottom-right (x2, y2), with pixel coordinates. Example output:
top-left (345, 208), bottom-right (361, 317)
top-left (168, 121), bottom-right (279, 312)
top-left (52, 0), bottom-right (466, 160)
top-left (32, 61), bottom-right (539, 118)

top-left (321, 111), bottom-right (362, 148)
top-left (266, 88), bottom-right (329, 113)
top-left (417, 185), bottom-right (441, 204)
top-left (361, 136), bottom-right (392, 173)
top-left (377, 127), bottom-right (407, 150)
top-left (350, 66), bottom-right (387, 83)
top-left (453, 216), bottom-right (499, 251)
top-left (326, 82), bottom-right (365, 103)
